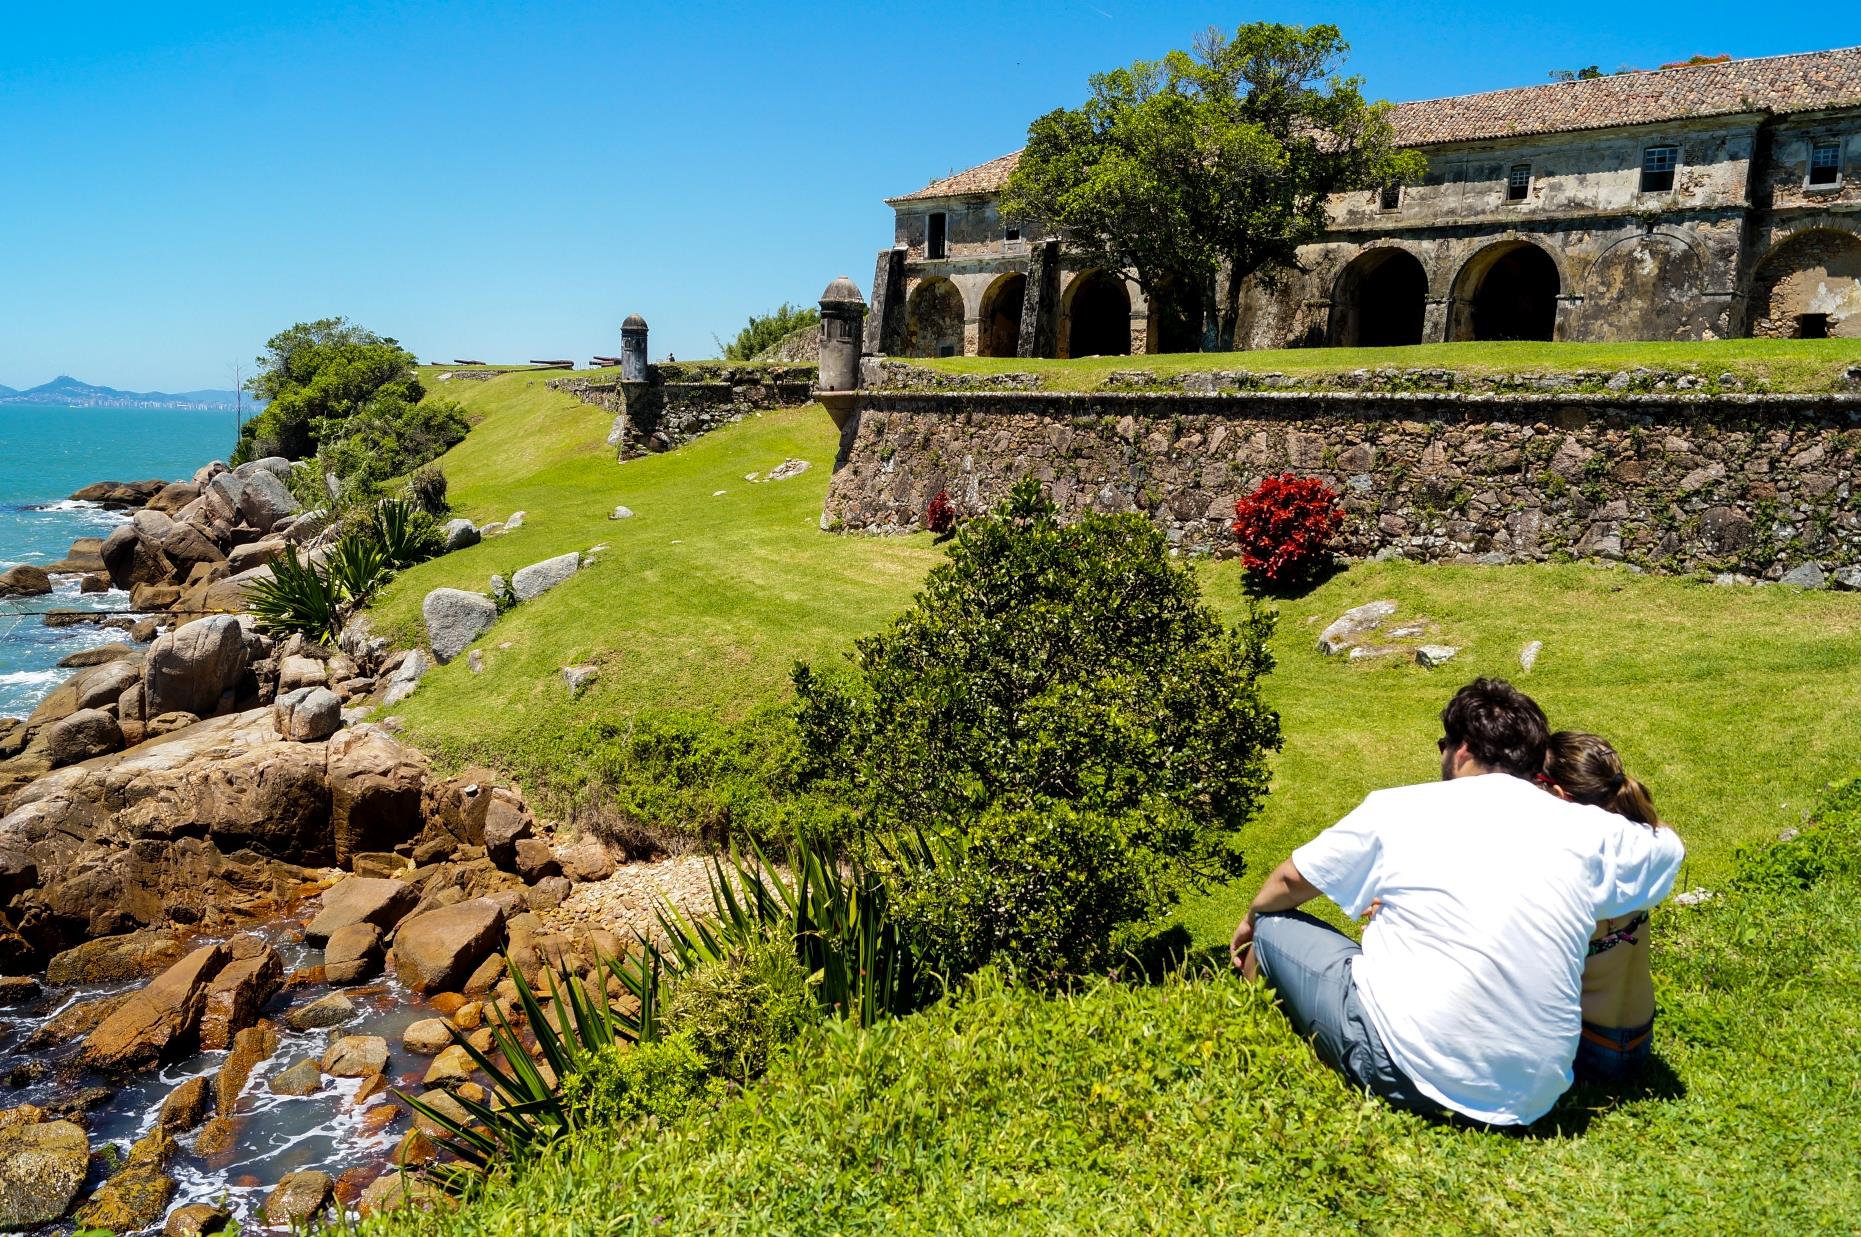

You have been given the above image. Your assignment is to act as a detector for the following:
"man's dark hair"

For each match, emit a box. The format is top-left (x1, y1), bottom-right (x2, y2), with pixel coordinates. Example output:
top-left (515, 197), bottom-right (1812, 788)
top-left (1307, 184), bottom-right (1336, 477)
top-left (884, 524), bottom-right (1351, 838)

top-left (1441, 678), bottom-right (1550, 779)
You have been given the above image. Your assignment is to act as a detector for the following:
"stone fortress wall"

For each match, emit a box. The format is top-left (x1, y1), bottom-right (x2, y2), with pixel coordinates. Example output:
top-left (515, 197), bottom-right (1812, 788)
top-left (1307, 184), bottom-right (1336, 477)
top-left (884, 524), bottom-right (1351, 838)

top-left (820, 367), bottom-right (1861, 581)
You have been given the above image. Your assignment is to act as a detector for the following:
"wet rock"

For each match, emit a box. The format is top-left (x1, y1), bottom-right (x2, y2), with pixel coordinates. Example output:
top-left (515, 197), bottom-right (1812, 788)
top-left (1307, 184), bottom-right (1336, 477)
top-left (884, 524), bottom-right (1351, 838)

top-left (144, 616), bottom-right (248, 719)
top-left (322, 922), bottom-right (384, 986)
top-left (198, 946), bottom-right (284, 1050)
top-left (391, 898), bottom-right (506, 993)
top-left (358, 1168), bottom-right (438, 1218)
top-left (264, 1169), bottom-right (334, 1228)
top-left (1317, 600), bottom-right (1398, 655)
top-left (410, 1088), bottom-right (471, 1136)
top-left (164, 1199), bottom-right (234, 1235)
top-left (81, 943), bottom-right (229, 1072)
top-left (158, 1076), bottom-right (211, 1134)
top-left (402, 1018), bottom-right (454, 1056)
top-left (268, 1058), bottom-right (323, 1097)
top-left (326, 729), bottom-right (427, 866)
top-left (47, 926), bottom-right (186, 985)
top-left (304, 876), bottom-right (417, 945)
top-left (273, 685), bottom-right (341, 742)
top-left (321, 1035), bottom-right (389, 1078)
top-left (422, 1044), bottom-right (476, 1089)
top-left (423, 588), bottom-right (497, 664)
top-left (75, 1128), bottom-right (177, 1231)
top-left (0, 565), bottom-right (53, 598)
top-left (284, 992), bottom-right (356, 1032)
top-left (215, 1021), bottom-right (279, 1116)
top-left (511, 552), bottom-right (579, 601)
top-left (0, 977), bottom-right (38, 1006)
top-left (24, 994), bottom-right (124, 1050)
top-left (0, 1117), bottom-right (88, 1229)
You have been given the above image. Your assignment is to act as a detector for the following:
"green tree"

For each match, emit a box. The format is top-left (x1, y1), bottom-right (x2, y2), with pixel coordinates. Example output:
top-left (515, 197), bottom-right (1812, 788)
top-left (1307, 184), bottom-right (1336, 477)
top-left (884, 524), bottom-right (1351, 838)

top-left (715, 303), bottom-right (820, 361)
top-left (1002, 23), bottom-right (1423, 351)
top-left (236, 317), bottom-right (422, 463)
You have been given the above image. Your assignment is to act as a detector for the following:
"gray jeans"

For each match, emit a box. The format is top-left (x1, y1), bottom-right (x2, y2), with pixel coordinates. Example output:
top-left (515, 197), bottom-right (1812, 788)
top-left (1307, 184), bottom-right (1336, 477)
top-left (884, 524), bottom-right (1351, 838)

top-left (1251, 910), bottom-right (1437, 1116)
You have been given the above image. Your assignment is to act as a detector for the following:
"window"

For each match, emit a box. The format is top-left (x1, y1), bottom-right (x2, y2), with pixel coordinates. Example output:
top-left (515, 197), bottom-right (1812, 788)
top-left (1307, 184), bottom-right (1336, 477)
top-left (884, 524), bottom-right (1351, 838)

top-left (1641, 145), bottom-right (1679, 193)
top-left (1810, 140), bottom-right (1843, 187)
top-left (1507, 163), bottom-right (1532, 202)
top-left (1379, 183), bottom-right (1402, 211)
top-left (1005, 224), bottom-right (1021, 242)
top-left (927, 212), bottom-right (947, 259)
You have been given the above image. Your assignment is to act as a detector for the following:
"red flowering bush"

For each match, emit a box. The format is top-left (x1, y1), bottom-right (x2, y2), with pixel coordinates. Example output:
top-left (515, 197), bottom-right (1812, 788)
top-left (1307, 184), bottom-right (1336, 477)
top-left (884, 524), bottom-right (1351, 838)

top-left (1231, 474), bottom-right (1344, 583)
top-left (925, 489), bottom-right (957, 536)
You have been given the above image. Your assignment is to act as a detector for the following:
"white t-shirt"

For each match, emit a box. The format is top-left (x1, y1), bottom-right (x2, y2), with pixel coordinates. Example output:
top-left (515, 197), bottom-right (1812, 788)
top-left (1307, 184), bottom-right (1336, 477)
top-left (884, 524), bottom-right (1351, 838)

top-left (1291, 773), bottom-right (1685, 1125)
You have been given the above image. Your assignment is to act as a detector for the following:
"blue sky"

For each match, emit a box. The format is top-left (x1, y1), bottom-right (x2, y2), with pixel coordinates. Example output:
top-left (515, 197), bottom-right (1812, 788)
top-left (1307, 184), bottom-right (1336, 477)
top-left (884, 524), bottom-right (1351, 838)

top-left (0, 1), bottom-right (1840, 390)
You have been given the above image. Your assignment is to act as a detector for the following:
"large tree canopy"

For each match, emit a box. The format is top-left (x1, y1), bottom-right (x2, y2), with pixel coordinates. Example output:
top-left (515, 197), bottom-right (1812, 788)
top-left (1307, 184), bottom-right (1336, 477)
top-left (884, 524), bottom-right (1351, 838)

top-left (1002, 23), bottom-right (1423, 351)
top-left (236, 317), bottom-right (423, 463)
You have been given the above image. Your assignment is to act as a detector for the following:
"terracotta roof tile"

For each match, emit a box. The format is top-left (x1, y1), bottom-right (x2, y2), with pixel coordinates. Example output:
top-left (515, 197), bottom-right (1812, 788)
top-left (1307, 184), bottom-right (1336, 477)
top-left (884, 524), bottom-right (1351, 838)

top-left (887, 150), bottom-right (1023, 203)
top-left (1392, 46), bottom-right (1861, 145)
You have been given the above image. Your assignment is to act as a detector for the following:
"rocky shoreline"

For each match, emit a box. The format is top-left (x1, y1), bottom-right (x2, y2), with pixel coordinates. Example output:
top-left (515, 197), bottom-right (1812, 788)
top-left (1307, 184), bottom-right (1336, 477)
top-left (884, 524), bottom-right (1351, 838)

top-left (0, 461), bottom-right (704, 1232)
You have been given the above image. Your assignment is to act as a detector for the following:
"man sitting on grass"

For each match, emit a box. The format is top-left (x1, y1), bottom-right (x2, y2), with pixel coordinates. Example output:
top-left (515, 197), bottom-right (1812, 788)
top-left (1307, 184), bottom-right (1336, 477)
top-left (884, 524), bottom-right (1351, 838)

top-left (1230, 678), bottom-right (1685, 1126)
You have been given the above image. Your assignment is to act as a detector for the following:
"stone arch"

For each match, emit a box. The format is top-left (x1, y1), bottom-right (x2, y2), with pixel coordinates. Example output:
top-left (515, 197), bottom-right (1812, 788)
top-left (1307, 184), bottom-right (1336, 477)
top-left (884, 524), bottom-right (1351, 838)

top-left (904, 277), bottom-right (965, 357)
top-left (1062, 269), bottom-right (1132, 358)
top-left (1330, 247), bottom-right (1429, 347)
top-left (1448, 240), bottom-right (1561, 342)
top-left (1748, 228), bottom-right (1861, 339)
top-left (978, 272), bottom-right (1027, 358)
top-left (1144, 277), bottom-right (1206, 354)
top-left (1580, 233), bottom-right (1705, 341)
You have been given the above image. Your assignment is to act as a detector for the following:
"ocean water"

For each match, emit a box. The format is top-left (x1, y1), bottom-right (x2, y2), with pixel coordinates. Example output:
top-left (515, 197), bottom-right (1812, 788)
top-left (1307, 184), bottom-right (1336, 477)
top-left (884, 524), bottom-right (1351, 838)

top-left (0, 403), bottom-right (236, 717)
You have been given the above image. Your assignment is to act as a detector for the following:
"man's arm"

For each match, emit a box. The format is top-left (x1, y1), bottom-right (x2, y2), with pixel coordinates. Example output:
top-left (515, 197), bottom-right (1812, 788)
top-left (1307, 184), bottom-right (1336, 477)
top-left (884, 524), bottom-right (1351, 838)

top-left (1230, 857), bottom-right (1322, 972)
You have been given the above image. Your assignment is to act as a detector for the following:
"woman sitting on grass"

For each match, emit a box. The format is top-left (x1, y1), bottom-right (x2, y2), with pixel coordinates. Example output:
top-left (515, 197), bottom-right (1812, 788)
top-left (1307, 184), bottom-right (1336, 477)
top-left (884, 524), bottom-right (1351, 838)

top-left (1541, 732), bottom-right (1666, 1084)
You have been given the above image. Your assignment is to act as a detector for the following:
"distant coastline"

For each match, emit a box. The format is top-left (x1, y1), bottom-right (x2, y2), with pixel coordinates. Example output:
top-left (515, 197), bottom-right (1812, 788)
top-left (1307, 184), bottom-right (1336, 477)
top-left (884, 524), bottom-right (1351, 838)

top-left (0, 375), bottom-right (262, 412)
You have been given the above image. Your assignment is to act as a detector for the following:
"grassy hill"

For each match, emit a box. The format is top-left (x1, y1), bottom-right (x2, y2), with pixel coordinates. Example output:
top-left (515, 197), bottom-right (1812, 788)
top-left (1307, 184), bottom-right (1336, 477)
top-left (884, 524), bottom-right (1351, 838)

top-left (356, 356), bottom-right (1861, 1231)
top-left (380, 365), bottom-right (1861, 903)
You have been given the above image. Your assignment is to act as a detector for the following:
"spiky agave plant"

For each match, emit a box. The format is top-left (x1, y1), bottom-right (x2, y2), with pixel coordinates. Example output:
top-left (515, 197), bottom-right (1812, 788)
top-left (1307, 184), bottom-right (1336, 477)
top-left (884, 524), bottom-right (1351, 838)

top-left (371, 497), bottom-right (444, 570)
top-left (654, 832), bottom-right (937, 1026)
top-left (324, 531), bottom-right (392, 605)
top-left (245, 545), bottom-right (347, 644)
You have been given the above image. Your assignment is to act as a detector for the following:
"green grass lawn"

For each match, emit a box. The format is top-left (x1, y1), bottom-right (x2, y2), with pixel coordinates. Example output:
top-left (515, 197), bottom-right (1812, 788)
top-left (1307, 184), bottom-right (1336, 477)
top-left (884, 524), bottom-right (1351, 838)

top-left (914, 337), bottom-right (1861, 391)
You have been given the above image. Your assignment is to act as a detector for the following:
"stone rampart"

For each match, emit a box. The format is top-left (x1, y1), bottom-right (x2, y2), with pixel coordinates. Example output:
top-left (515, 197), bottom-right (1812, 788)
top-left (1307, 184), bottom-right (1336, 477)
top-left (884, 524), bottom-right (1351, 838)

top-left (550, 363), bottom-right (816, 456)
top-left (822, 389), bottom-right (1861, 577)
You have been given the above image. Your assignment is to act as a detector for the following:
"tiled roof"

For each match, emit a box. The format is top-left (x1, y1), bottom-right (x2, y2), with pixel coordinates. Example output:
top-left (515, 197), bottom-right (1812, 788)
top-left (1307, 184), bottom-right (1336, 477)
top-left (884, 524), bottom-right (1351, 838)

top-left (888, 48), bottom-right (1861, 203)
top-left (1391, 46), bottom-right (1861, 145)
top-left (887, 150), bottom-right (1023, 203)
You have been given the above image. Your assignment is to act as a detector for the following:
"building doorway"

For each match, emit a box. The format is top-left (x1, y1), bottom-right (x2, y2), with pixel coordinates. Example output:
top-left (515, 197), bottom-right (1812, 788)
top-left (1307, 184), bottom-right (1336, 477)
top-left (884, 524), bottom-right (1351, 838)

top-left (904, 277), bottom-right (965, 358)
top-left (1331, 248), bottom-right (1428, 347)
top-left (1450, 242), bottom-right (1560, 341)
top-left (1063, 270), bottom-right (1132, 358)
top-left (979, 273), bottom-right (1026, 357)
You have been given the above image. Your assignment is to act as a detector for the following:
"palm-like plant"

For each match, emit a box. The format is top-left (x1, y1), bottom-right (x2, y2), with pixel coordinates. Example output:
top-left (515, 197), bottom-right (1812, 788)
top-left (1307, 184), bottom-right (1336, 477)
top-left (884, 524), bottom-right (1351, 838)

top-left (325, 532), bottom-right (392, 605)
top-left (245, 545), bottom-right (346, 644)
top-left (371, 497), bottom-right (443, 570)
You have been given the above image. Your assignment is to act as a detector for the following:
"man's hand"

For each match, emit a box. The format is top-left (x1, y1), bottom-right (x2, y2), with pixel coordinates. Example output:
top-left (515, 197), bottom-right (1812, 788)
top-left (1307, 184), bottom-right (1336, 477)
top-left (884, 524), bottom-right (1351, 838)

top-left (1230, 913), bottom-right (1255, 971)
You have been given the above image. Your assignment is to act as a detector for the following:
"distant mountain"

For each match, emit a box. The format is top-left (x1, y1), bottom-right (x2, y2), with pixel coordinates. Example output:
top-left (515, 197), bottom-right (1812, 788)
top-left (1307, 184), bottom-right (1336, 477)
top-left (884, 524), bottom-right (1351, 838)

top-left (0, 375), bottom-right (256, 411)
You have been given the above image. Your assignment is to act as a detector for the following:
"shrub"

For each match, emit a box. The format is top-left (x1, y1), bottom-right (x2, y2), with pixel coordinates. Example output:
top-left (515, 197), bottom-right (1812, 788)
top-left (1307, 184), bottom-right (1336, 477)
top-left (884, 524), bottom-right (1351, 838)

top-left (318, 396), bottom-right (470, 495)
top-left (889, 800), bottom-right (1179, 983)
top-left (407, 465), bottom-right (449, 515)
top-left (556, 1034), bottom-right (711, 1129)
top-left (716, 303), bottom-right (821, 361)
top-left (1231, 473), bottom-right (1344, 584)
top-left (924, 489), bottom-right (957, 536)
top-left (665, 937), bottom-right (815, 1081)
top-left (325, 532), bottom-right (392, 605)
top-left (370, 497), bottom-right (444, 570)
top-left (796, 479), bottom-right (1281, 899)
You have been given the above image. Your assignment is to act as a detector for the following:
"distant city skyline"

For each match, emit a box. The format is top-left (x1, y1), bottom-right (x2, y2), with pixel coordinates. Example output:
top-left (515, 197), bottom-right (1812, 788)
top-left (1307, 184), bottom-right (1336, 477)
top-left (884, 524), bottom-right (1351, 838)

top-left (0, 0), bottom-right (1831, 390)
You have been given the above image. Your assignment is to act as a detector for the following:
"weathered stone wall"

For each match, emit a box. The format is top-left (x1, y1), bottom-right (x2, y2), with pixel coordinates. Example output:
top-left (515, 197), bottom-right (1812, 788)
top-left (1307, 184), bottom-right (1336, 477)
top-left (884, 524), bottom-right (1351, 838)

top-left (550, 363), bottom-right (815, 456)
top-left (822, 389), bottom-right (1861, 578)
